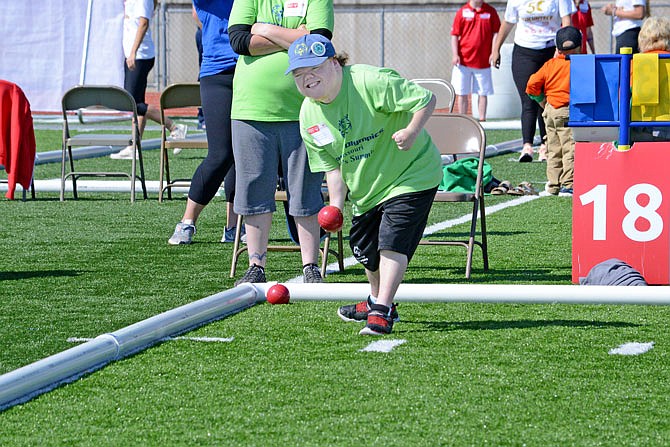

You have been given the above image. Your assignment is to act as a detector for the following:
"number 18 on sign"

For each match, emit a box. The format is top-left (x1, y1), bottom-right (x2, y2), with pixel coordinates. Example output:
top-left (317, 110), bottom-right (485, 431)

top-left (572, 142), bottom-right (669, 284)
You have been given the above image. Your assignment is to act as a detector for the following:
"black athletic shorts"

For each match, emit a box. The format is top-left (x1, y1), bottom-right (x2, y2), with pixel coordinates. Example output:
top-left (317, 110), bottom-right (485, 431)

top-left (349, 187), bottom-right (438, 271)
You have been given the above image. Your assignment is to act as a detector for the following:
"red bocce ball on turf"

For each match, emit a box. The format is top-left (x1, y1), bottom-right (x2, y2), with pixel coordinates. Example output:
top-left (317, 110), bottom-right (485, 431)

top-left (266, 284), bottom-right (290, 305)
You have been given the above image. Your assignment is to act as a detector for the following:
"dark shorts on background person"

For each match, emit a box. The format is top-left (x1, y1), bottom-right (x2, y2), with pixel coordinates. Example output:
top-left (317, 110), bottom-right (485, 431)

top-left (231, 120), bottom-right (324, 217)
top-left (123, 57), bottom-right (155, 116)
top-left (349, 187), bottom-right (438, 271)
top-left (616, 27), bottom-right (641, 54)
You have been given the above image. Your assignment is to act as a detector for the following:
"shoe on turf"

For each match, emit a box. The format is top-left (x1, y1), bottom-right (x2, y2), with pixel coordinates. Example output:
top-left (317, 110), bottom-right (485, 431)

top-left (337, 296), bottom-right (399, 323)
top-left (168, 222), bottom-right (196, 245)
top-left (221, 225), bottom-right (247, 244)
top-left (110, 145), bottom-right (136, 160)
top-left (234, 263), bottom-right (266, 286)
top-left (543, 183), bottom-right (559, 196)
top-left (170, 123), bottom-right (188, 155)
top-left (303, 263), bottom-right (323, 283)
top-left (518, 146), bottom-right (533, 163)
top-left (558, 187), bottom-right (573, 197)
top-left (359, 305), bottom-right (394, 336)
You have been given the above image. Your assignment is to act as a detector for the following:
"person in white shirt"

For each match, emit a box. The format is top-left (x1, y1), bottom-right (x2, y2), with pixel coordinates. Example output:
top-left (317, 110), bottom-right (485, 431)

top-left (112, 0), bottom-right (187, 160)
top-left (491, 0), bottom-right (576, 163)
top-left (601, 0), bottom-right (648, 54)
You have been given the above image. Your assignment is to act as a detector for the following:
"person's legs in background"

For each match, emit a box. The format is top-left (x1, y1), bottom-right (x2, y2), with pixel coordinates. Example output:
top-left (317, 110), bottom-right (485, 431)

top-left (231, 120), bottom-right (280, 283)
top-left (168, 71), bottom-right (235, 245)
top-left (542, 104), bottom-right (562, 195)
top-left (473, 67), bottom-right (493, 121)
top-left (512, 44), bottom-right (554, 162)
top-left (280, 122), bottom-right (324, 282)
top-left (232, 120), bottom-right (323, 284)
top-left (451, 64), bottom-right (473, 116)
top-left (554, 105), bottom-right (575, 195)
top-left (114, 58), bottom-right (186, 159)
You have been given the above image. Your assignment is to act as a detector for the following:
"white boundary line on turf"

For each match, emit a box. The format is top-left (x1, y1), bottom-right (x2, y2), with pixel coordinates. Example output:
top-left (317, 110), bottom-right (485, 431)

top-left (609, 342), bottom-right (654, 355)
top-left (360, 339), bottom-right (407, 352)
top-left (287, 194), bottom-right (542, 282)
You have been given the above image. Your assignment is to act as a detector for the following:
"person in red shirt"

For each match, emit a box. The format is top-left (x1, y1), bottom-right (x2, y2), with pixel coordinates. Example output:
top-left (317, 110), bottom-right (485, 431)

top-left (572, 0), bottom-right (596, 54)
top-left (526, 26), bottom-right (582, 197)
top-left (450, 0), bottom-right (501, 121)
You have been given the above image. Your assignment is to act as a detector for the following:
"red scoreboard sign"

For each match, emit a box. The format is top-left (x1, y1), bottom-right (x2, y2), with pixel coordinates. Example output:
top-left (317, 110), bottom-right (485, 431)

top-left (572, 142), bottom-right (670, 284)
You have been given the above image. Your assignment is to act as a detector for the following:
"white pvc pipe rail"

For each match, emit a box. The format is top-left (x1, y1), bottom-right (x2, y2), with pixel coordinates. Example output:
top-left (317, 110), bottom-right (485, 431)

top-left (2, 282), bottom-right (669, 411)
top-left (255, 283), bottom-right (670, 306)
top-left (0, 284), bottom-right (263, 411)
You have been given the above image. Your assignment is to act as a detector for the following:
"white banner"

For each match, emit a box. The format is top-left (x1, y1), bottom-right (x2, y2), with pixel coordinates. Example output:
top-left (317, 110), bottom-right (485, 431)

top-left (0, 0), bottom-right (124, 112)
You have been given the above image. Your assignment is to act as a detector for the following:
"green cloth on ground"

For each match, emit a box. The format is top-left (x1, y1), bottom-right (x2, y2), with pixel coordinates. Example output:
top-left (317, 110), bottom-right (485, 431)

top-left (439, 157), bottom-right (492, 193)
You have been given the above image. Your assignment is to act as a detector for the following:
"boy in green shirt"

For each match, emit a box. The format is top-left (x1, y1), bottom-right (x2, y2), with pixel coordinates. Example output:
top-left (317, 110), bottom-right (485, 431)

top-left (287, 35), bottom-right (442, 335)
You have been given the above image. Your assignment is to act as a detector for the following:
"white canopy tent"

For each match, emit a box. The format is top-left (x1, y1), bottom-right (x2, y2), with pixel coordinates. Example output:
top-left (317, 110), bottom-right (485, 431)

top-left (0, 0), bottom-right (124, 112)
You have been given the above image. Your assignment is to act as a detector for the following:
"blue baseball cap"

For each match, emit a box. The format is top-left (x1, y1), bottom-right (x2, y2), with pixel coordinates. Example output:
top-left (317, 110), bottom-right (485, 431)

top-left (285, 34), bottom-right (336, 75)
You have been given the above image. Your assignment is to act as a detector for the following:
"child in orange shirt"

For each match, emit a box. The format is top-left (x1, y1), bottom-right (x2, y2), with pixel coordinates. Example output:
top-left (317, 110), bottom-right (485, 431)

top-left (526, 26), bottom-right (582, 197)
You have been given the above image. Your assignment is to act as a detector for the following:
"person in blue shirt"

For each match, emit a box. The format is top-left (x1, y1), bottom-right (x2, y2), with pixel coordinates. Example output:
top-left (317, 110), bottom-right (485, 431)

top-left (169, 0), bottom-right (242, 245)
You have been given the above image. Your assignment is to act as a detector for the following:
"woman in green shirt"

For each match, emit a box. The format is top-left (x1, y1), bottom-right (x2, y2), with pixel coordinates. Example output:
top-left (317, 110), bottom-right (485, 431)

top-left (228, 0), bottom-right (334, 285)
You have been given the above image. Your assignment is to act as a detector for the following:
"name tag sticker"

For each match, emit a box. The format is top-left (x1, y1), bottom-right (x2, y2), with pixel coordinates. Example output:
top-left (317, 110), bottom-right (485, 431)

top-left (285, 0), bottom-right (307, 17)
top-left (307, 124), bottom-right (335, 146)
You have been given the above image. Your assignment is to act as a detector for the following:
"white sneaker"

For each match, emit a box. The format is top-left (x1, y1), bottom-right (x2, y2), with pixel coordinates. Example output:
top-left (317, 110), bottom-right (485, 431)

top-left (170, 123), bottom-right (188, 155)
top-left (110, 145), bottom-right (136, 160)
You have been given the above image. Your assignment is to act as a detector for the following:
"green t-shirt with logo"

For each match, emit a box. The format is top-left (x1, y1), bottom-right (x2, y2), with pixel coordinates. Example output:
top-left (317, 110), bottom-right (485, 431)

top-left (299, 65), bottom-right (442, 215)
top-left (229, 0), bottom-right (334, 121)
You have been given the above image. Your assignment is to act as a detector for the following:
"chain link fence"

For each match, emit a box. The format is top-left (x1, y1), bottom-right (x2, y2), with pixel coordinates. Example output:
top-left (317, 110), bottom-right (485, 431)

top-left (152, 2), bottom-right (669, 89)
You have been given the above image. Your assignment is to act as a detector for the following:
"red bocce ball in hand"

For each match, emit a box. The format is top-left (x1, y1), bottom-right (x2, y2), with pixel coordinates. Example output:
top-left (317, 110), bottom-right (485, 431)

top-left (318, 206), bottom-right (343, 233)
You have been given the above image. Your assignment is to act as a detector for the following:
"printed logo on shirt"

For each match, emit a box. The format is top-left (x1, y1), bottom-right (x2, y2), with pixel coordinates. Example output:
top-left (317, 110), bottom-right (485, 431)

top-left (338, 114), bottom-right (352, 137)
top-left (463, 9), bottom-right (475, 19)
top-left (340, 128), bottom-right (383, 164)
top-left (272, 5), bottom-right (283, 24)
top-left (524, 0), bottom-right (547, 14)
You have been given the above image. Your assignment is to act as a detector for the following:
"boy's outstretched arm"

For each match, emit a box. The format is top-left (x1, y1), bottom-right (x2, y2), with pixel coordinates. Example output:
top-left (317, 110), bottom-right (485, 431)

top-left (325, 169), bottom-right (348, 211)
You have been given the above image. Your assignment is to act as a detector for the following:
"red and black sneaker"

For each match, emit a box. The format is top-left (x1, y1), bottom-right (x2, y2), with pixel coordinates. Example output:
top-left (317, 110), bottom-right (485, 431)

top-left (337, 296), bottom-right (399, 323)
top-left (359, 304), bottom-right (394, 336)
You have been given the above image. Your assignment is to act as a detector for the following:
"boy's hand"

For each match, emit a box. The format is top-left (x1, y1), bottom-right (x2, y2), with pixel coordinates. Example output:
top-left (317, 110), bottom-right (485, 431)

top-left (392, 128), bottom-right (418, 151)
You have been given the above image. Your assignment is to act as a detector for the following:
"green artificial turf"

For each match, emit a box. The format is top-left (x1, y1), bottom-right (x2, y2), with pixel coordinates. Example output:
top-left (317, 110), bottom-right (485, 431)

top-left (1, 126), bottom-right (668, 446)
